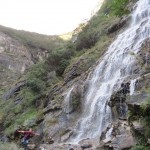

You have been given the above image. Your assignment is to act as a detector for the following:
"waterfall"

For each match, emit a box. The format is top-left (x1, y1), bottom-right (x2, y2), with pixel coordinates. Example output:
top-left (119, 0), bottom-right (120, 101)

top-left (68, 0), bottom-right (150, 143)
top-left (64, 87), bottom-right (74, 114)
top-left (130, 79), bottom-right (137, 95)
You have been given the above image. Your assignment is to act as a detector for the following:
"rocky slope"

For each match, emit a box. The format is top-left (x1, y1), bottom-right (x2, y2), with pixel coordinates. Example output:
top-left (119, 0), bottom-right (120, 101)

top-left (0, 0), bottom-right (150, 150)
top-left (0, 26), bottom-right (66, 92)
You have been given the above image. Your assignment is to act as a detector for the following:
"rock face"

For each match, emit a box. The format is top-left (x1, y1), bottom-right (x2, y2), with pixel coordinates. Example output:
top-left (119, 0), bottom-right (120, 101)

top-left (101, 121), bottom-right (136, 150)
top-left (2, 81), bottom-right (25, 100)
top-left (0, 31), bottom-right (51, 89)
top-left (109, 82), bottom-right (130, 120)
top-left (107, 16), bottom-right (130, 34)
top-left (0, 32), bottom-right (33, 73)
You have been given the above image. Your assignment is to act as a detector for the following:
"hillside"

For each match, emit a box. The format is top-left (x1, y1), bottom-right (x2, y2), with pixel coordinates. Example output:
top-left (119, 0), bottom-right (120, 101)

top-left (0, 0), bottom-right (150, 150)
top-left (0, 25), bottom-right (68, 93)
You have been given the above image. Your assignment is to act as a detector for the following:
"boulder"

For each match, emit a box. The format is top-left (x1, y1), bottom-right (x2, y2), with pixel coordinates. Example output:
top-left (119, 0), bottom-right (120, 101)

top-left (111, 134), bottom-right (136, 149)
top-left (103, 133), bottom-right (136, 150)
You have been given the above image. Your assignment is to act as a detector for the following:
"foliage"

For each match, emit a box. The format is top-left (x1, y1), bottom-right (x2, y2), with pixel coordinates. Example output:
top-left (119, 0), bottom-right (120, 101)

top-left (46, 44), bottom-right (75, 76)
top-left (75, 27), bottom-right (100, 50)
top-left (26, 63), bottom-right (46, 93)
top-left (0, 25), bottom-right (66, 52)
top-left (21, 89), bottom-right (37, 106)
top-left (109, 0), bottom-right (130, 17)
top-left (27, 78), bottom-right (46, 93)
top-left (74, 0), bottom-right (119, 51)
top-left (4, 108), bottom-right (37, 135)
top-left (131, 145), bottom-right (150, 150)
top-left (0, 142), bottom-right (20, 150)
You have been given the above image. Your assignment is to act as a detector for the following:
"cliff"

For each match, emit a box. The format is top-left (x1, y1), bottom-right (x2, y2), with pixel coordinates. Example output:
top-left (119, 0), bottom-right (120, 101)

top-left (0, 0), bottom-right (150, 150)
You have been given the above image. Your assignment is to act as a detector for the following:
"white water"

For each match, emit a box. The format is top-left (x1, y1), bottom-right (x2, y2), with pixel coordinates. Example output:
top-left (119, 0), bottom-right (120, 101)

top-left (64, 86), bottom-right (74, 114)
top-left (130, 79), bottom-right (137, 95)
top-left (66, 0), bottom-right (150, 143)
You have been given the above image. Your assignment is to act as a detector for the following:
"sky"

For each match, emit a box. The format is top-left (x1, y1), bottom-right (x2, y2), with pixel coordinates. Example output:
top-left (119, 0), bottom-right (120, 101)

top-left (0, 0), bottom-right (101, 35)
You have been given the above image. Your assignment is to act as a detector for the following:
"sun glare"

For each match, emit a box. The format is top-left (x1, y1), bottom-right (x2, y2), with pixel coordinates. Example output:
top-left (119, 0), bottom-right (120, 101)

top-left (0, 0), bottom-right (101, 35)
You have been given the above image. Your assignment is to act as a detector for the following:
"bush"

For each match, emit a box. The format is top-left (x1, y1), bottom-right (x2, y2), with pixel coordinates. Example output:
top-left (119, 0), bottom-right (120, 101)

top-left (0, 142), bottom-right (20, 150)
top-left (21, 89), bottom-right (36, 106)
top-left (27, 63), bottom-right (46, 79)
top-left (46, 45), bottom-right (75, 76)
top-left (27, 78), bottom-right (46, 93)
top-left (131, 145), bottom-right (150, 150)
top-left (75, 28), bottom-right (99, 51)
top-left (109, 0), bottom-right (130, 17)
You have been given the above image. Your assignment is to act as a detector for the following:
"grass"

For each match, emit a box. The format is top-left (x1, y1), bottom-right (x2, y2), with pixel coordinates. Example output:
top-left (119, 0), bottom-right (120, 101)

top-left (0, 25), bottom-right (66, 52)
top-left (0, 142), bottom-right (20, 150)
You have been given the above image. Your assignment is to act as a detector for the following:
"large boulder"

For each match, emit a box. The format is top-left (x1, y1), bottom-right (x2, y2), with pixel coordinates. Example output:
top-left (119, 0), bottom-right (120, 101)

top-left (101, 121), bottom-right (136, 150)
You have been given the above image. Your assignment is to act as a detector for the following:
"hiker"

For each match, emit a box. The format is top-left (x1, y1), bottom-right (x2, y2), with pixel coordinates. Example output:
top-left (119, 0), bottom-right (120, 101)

top-left (17, 128), bottom-right (40, 149)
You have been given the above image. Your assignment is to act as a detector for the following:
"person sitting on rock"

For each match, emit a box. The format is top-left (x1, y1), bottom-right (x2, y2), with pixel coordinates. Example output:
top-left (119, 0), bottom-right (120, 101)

top-left (17, 128), bottom-right (40, 149)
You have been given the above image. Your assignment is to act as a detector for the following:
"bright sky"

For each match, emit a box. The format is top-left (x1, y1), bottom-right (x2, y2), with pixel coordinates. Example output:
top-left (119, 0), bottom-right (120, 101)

top-left (0, 0), bottom-right (101, 35)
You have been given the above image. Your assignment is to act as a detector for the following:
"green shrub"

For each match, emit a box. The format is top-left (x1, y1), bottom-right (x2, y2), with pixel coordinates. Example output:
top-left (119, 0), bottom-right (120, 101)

top-left (46, 45), bottom-right (75, 76)
top-left (75, 28), bottom-right (99, 51)
top-left (27, 78), bottom-right (46, 93)
top-left (109, 0), bottom-right (130, 17)
top-left (0, 142), bottom-right (20, 150)
top-left (27, 63), bottom-right (46, 79)
top-left (131, 145), bottom-right (150, 150)
top-left (0, 25), bottom-right (66, 52)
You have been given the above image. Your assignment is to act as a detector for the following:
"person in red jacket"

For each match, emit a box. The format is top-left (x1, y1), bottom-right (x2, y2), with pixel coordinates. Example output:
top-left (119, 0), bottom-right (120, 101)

top-left (17, 128), bottom-right (39, 149)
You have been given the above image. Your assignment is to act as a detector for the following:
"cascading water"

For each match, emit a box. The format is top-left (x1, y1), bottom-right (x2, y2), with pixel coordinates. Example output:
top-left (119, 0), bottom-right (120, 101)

top-left (64, 86), bottom-right (74, 114)
top-left (67, 0), bottom-right (150, 143)
top-left (130, 79), bottom-right (137, 95)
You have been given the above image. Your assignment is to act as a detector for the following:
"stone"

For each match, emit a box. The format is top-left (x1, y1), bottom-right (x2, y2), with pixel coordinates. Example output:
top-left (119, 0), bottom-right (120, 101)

top-left (111, 134), bottom-right (136, 149)
top-left (81, 144), bottom-right (92, 149)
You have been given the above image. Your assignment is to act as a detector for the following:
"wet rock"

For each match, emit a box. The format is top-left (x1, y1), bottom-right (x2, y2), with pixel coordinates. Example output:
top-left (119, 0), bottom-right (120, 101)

top-left (135, 73), bottom-right (150, 91)
top-left (64, 84), bottom-right (82, 114)
top-left (109, 82), bottom-right (130, 107)
top-left (101, 120), bottom-right (136, 150)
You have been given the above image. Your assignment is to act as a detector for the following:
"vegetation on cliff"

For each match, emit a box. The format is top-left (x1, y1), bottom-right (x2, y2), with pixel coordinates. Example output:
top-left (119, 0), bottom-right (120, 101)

top-left (1, 0), bottom-right (149, 149)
